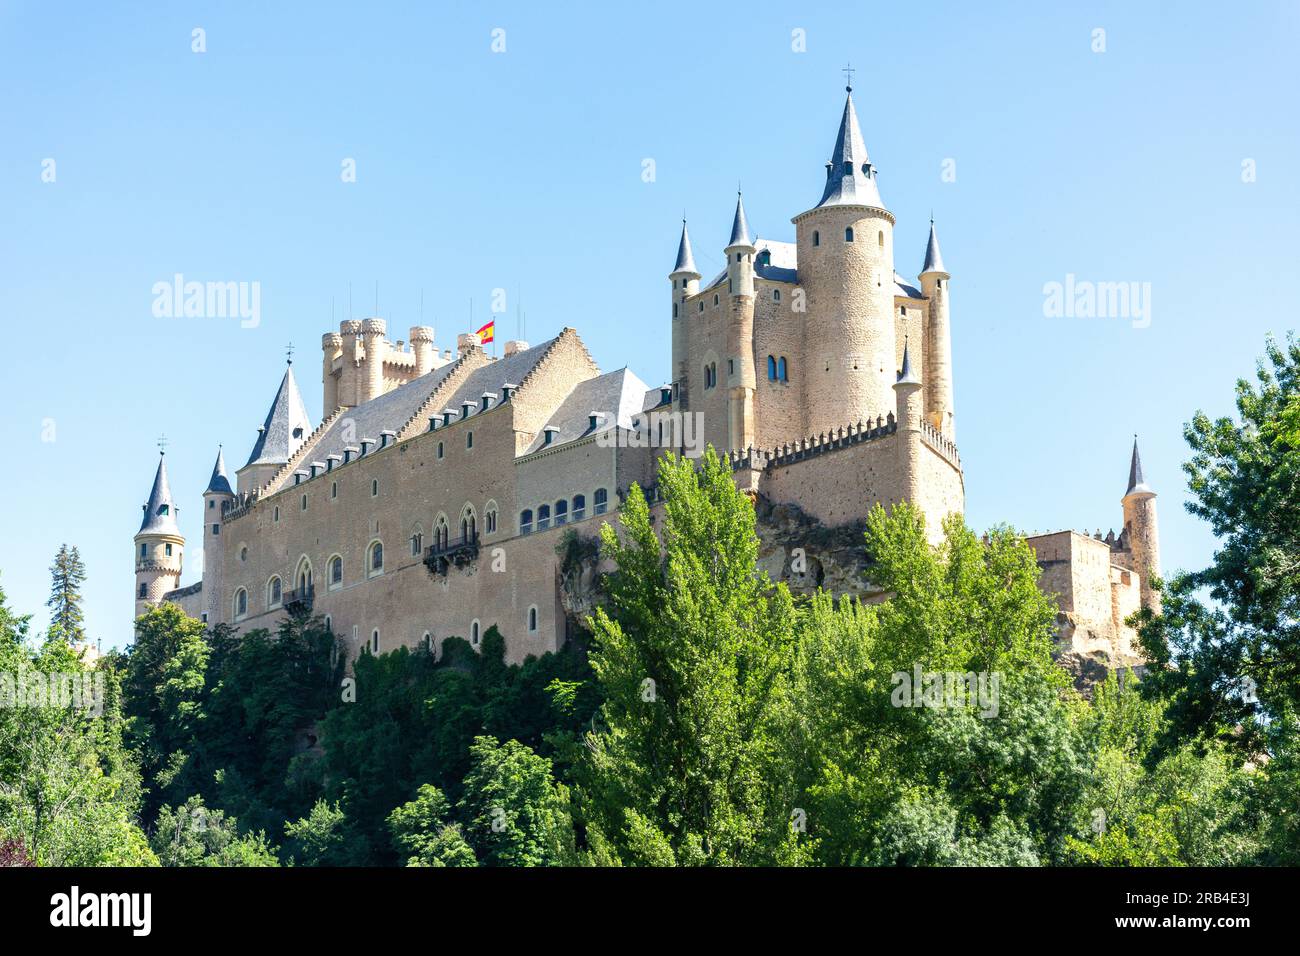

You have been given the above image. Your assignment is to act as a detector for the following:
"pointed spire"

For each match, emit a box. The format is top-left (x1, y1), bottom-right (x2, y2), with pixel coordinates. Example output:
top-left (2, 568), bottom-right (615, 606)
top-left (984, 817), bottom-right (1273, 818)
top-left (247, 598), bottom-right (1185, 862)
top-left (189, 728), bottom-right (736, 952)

top-left (1125, 436), bottom-right (1153, 496)
top-left (205, 446), bottom-right (234, 496)
top-left (243, 364), bottom-right (313, 469)
top-left (726, 192), bottom-right (753, 249)
top-left (814, 89), bottom-right (883, 210)
top-left (895, 337), bottom-right (921, 386)
top-left (138, 454), bottom-right (181, 536)
top-left (672, 219), bottom-right (699, 276)
top-left (921, 217), bottom-right (947, 275)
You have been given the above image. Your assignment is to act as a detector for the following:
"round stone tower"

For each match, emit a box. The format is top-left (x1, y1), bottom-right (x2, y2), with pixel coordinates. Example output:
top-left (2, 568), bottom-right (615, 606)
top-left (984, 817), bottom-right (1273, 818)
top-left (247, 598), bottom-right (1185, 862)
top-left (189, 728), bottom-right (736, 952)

top-left (410, 325), bottom-right (436, 376)
top-left (134, 452), bottom-right (185, 622)
top-left (322, 332), bottom-right (342, 415)
top-left (669, 219), bottom-right (701, 411)
top-left (725, 194), bottom-right (758, 451)
top-left (793, 86), bottom-right (897, 432)
top-left (339, 319), bottom-right (362, 409)
top-left (201, 447), bottom-right (235, 625)
top-left (918, 219), bottom-right (955, 440)
top-left (360, 318), bottom-right (387, 403)
top-left (1122, 438), bottom-right (1162, 612)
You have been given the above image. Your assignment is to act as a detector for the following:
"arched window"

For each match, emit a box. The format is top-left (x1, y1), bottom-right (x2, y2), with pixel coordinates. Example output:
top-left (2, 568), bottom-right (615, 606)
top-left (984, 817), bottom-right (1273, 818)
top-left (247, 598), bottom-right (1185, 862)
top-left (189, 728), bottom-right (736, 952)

top-left (329, 555), bottom-right (343, 589)
top-left (878, 230), bottom-right (884, 247)
top-left (845, 227), bottom-right (854, 242)
top-left (713, 293), bottom-right (719, 306)
top-left (594, 488), bottom-right (609, 515)
top-left (410, 531), bottom-right (423, 556)
top-left (778, 356), bottom-right (788, 382)
top-left (301, 493), bottom-right (308, 511)
top-left (773, 289), bottom-right (781, 303)
top-left (554, 499), bottom-right (568, 526)
top-left (331, 481), bottom-right (338, 499)
top-left (437, 441), bottom-right (444, 459)
top-left (470, 620), bottom-right (481, 646)
top-left (572, 494), bottom-right (586, 521)
top-left (268, 576), bottom-right (282, 608)
top-left (295, 557), bottom-right (313, 592)
top-left (813, 230), bottom-right (820, 247)
top-left (767, 355), bottom-right (777, 381)
top-left (234, 588), bottom-right (248, 619)
top-left (484, 503), bottom-right (498, 534)
top-left (537, 503), bottom-right (551, 531)
top-left (528, 606), bottom-right (538, 632)
top-left (324, 615), bottom-right (332, 634)
top-left (273, 506), bottom-right (280, 522)
top-left (371, 629), bottom-right (380, 654)
top-left (520, 508), bottom-right (533, 535)
top-left (434, 515), bottom-right (450, 549)
top-left (368, 540), bottom-right (384, 575)
top-left (371, 479), bottom-right (379, 497)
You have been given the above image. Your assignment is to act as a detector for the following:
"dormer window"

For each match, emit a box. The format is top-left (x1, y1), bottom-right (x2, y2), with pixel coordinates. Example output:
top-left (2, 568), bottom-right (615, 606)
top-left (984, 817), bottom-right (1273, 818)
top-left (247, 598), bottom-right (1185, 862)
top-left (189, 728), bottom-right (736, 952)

top-left (543, 426), bottom-right (560, 446)
top-left (158, 505), bottom-right (169, 516)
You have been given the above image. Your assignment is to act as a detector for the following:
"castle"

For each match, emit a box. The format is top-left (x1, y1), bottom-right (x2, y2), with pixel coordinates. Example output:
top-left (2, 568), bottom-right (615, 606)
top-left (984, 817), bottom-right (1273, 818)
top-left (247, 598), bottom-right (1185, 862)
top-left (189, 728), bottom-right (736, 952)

top-left (132, 86), bottom-right (1159, 672)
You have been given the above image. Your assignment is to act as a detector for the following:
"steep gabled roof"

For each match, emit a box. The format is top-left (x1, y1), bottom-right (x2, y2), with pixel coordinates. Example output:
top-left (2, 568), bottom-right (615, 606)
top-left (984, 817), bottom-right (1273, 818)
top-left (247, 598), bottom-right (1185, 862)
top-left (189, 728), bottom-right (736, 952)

top-left (243, 365), bottom-right (313, 469)
top-left (521, 367), bottom-right (651, 455)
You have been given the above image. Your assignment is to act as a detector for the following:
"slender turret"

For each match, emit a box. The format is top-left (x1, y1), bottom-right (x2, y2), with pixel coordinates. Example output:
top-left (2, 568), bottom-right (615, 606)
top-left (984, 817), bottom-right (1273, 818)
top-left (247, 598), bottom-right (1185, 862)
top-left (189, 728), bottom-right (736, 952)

top-left (919, 218), bottom-right (955, 439)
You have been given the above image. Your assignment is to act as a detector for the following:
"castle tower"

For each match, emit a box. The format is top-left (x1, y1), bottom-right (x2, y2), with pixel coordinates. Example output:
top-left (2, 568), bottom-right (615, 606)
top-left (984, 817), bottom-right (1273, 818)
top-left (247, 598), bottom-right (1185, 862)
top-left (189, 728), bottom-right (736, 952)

top-left (360, 318), bottom-right (387, 403)
top-left (1122, 438), bottom-right (1162, 612)
top-left (201, 447), bottom-right (235, 625)
top-left (918, 219), bottom-right (955, 439)
top-left (725, 194), bottom-right (757, 451)
top-left (322, 332), bottom-right (342, 416)
top-left (134, 452), bottom-right (184, 621)
top-left (793, 84), bottom-right (897, 431)
top-left (410, 325), bottom-right (436, 376)
top-left (339, 320), bottom-right (362, 409)
top-left (891, 338), bottom-right (924, 506)
top-left (669, 220), bottom-right (701, 411)
top-left (236, 361), bottom-right (313, 495)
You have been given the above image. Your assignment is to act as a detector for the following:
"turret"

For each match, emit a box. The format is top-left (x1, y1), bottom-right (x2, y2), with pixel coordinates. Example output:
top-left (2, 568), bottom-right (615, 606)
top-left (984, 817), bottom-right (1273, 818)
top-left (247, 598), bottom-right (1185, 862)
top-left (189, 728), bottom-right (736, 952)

top-left (669, 219), bottom-right (701, 410)
top-left (134, 452), bottom-right (184, 622)
top-left (201, 447), bottom-right (235, 625)
top-left (322, 332), bottom-right (342, 416)
top-left (919, 218), bottom-right (955, 440)
top-left (725, 193), bottom-right (757, 451)
top-left (339, 320), bottom-right (362, 409)
top-left (1121, 438), bottom-right (1162, 612)
top-left (892, 338), bottom-right (924, 505)
top-left (793, 84), bottom-right (896, 433)
top-left (410, 325), bottom-right (436, 376)
top-left (360, 318), bottom-right (387, 403)
top-left (237, 361), bottom-right (313, 494)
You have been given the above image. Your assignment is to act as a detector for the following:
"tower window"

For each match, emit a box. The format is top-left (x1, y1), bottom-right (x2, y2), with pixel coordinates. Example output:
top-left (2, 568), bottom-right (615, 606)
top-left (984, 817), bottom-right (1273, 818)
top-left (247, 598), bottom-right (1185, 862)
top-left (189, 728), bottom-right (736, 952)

top-left (779, 356), bottom-right (788, 382)
top-left (371, 629), bottom-right (380, 653)
top-left (371, 479), bottom-right (378, 497)
top-left (767, 356), bottom-right (777, 381)
top-left (878, 231), bottom-right (884, 247)
top-left (673, 304), bottom-right (677, 318)
top-left (410, 532), bottom-right (423, 556)
top-left (274, 506), bottom-right (280, 522)
top-left (165, 543), bottom-right (173, 557)
top-left (528, 606), bottom-right (538, 633)
top-left (208, 500), bottom-right (214, 510)
top-left (471, 621), bottom-right (480, 646)
top-left (813, 231), bottom-right (820, 246)
top-left (301, 494), bottom-right (308, 511)
top-left (845, 227), bottom-right (854, 242)
top-left (212, 524), bottom-right (220, 536)
top-left (713, 293), bottom-right (719, 306)
top-left (140, 543), bottom-right (147, 558)
top-left (331, 481), bottom-right (338, 499)
top-left (437, 441), bottom-right (444, 459)
top-left (485, 506), bottom-right (498, 534)
top-left (773, 289), bottom-right (781, 303)
top-left (138, 583), bottom-right (147, 599)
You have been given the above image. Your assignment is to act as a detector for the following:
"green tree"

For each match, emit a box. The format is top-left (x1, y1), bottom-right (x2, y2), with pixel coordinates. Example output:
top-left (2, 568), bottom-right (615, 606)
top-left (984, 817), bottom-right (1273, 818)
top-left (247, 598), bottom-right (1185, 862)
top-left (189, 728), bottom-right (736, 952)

top-left (386, 785), bottom-right (476, 867)
top-left (150, 795), bottom-right (279, 866)
top-left (45, 544), bottom-right (87, 648)
top-left (583, 447), bottom-right (806, 866)
top-left (458, 736), bottom-right (574, 866)
top-left (283, 798), bottom-right (370, 866)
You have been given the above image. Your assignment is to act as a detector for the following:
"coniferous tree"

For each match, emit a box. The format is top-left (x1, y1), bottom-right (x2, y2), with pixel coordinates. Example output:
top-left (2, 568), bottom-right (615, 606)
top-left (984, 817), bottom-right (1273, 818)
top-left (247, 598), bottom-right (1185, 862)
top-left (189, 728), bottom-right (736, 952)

top-left (45, 544), bottom-right (87, 648)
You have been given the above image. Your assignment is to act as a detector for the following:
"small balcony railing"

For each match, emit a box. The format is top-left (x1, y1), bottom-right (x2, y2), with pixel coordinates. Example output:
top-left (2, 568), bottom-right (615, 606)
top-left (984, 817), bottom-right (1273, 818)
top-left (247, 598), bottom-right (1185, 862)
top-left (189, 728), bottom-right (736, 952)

top-left (283, 585), bottom-right (315, 612)
top-left (424, 530), bottom-right (480, 576)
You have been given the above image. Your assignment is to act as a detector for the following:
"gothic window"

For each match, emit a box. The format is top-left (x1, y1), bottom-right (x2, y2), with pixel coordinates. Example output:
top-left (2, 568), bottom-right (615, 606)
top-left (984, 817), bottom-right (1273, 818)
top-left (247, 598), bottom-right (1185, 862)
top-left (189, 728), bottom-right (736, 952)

top-left (329, 555), bottom-right (343, 588)
top-left (594, 488), bottom-right (608, 515)
top-left (572, 494), bottom-right (586, 521)
top-left (520, 509), bottom-right (533, 535)
top-left (410, 532), bottom-right (423, 556)
top-left (268, 576), bottom-right (282, 608)
top-left (235, 589), bottom-right (248, 619)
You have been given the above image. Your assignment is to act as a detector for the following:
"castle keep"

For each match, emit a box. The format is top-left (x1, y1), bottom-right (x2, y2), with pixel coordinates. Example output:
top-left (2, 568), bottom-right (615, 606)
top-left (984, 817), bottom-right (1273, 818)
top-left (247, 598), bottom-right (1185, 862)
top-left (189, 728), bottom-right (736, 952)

top-left (133, 86), bottom-right (1159, 671)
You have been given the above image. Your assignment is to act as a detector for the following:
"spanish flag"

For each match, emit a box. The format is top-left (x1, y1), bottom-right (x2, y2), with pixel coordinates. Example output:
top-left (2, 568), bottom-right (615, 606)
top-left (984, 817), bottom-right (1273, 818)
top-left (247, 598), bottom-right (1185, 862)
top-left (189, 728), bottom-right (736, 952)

top-left (476, 319), bottom-right (495, 345)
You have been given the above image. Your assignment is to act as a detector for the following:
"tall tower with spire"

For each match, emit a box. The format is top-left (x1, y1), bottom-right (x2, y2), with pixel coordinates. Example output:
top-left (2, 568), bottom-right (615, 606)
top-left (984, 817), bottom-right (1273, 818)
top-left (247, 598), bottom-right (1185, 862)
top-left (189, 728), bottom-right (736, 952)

top-left (725, 193), bottom-right (758, 450)
top-left (1121, 438), bottom-right (1162, 612)
top-left (134, 451), bottom-right (184, 621)
top-left (669, 219), bottom-right (701, 411)
top-left (201, 447), bottom-right (236, 624)
top-left (919, 218), bottom-right (955, 439)
top-left (792, 81), bottom-right (897, 431)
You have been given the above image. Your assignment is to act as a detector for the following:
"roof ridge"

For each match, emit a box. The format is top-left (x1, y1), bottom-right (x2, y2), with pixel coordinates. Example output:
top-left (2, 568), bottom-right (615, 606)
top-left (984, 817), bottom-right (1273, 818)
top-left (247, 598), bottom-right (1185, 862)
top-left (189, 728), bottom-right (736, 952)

top-left (511, 328), bottom-right (599, 403)
top-left (258, 405), bottom-right (352, 496)
top-left (395, 348), bottom-right (489, 442)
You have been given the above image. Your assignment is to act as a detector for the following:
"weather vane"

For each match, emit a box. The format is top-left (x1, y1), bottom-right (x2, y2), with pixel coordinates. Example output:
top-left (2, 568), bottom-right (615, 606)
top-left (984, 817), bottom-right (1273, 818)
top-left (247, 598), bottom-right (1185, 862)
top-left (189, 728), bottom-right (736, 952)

top-left (843, 62), bottom-right (854, 92)
top-left (157, 434), bottom-right (168, 455)
top-left (286, 341), bottom-right (295, 365)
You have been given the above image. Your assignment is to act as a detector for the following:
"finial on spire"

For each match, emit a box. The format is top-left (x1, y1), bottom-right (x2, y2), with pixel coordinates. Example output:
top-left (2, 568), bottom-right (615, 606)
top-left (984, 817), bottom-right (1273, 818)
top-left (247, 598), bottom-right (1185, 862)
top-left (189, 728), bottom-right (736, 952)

top-left (921, 218), bottom-right (947, 275)
top-left (727, 191), bottom-right (753, 249)
top-left (157, 434), bottom-right (168, 456)
top-left (843, 62), bottom-right (855, 92)
top-left (286, 341), bottom-right (295, 365)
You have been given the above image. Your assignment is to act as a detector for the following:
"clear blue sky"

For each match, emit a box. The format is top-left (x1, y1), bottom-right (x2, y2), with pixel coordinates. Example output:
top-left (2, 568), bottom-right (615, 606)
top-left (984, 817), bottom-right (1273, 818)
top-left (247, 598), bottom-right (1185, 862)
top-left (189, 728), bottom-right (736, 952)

top-left (2, 1), bottom-right (1297, 650)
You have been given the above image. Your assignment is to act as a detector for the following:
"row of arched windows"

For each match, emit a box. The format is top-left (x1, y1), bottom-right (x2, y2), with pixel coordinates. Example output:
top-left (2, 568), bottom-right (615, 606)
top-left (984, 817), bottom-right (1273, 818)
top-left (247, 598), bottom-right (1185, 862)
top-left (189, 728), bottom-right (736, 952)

top-left (766, 355), bottom-right (789, 382)
top-left (520, 488), bottom-right (607, 535)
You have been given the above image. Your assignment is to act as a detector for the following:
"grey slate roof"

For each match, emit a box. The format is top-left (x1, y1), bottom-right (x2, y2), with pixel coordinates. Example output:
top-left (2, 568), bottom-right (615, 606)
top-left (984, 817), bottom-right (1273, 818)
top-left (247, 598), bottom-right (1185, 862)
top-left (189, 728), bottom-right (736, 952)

top-left (138, 455), bottom-right (182, 536)
top-left (243, 365), bottom-right (313, 469)
top-left (895, 273), bottom-right (923, 299)
top-left (522, 367), bottom-right (651, 455)
top-left (205, 447), bottom-right (234, 496)
top-left (814, 91), bottom-right (884, 210)
top-left (727, 194), bottom-right (753, 249)
top-left (1125, 438), bottom-right (1152, 496)
top-left (921, 220), bottom-right (947, 275)
top-left (300, 338), bottom-right (560, 468)
top-left (706, 237), bottom-right (798, 288)
top-left (895, 338), bottom-right (920, 385)
top-left (672, 221), bottom-right (700, 275)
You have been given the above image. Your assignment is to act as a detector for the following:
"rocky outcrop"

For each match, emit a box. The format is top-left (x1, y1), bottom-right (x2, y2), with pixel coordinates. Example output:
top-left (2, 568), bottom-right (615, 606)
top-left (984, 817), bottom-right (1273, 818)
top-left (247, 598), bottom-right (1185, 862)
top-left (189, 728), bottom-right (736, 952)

top-left (752, 495), bottom-right (882, 600)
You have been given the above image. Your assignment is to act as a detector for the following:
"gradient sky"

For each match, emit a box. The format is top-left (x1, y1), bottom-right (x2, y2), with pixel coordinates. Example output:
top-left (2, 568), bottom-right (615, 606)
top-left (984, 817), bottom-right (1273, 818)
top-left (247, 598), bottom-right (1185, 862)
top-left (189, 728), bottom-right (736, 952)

top-left (2, 1), bottom-right (1297, 650)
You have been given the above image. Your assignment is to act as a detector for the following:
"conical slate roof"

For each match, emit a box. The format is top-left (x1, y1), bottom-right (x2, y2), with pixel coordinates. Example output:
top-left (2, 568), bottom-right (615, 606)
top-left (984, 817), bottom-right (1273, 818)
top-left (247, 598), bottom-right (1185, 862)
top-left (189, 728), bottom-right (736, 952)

top-left (138, 454), bottom-right (182, 536)
top-left (727, 193), bottom-right (753, 249)
top-left (205, 447), bottom-right (234, 496)
top-left (672, 220), bottom-right (699, 275)
top-left (921, 219), bottom-right (947, 275)
top-left (1125, 437), bottom-right (1153, 496)
top-left (244, 365), bottom-right (312, 469)
top-left (895, 338), bottom-right (921, 386)
top-left (814, 90), bottom-right (883, 210)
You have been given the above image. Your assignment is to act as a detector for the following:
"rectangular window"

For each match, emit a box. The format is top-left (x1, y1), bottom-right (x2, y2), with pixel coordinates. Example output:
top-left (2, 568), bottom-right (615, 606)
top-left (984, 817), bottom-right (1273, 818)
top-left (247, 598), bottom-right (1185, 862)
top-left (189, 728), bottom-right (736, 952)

top-left (212, 524), bottom-right (220, 535)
